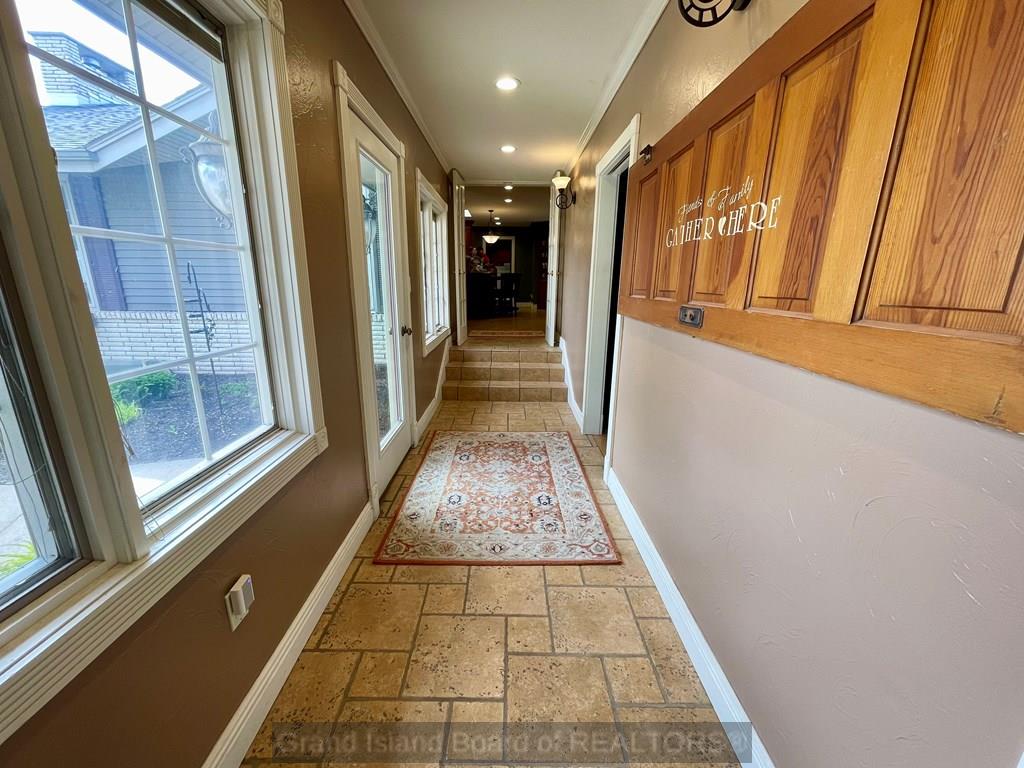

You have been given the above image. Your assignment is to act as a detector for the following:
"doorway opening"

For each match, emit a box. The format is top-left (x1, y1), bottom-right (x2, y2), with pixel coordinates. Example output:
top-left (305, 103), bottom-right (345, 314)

top-left (462, 185), bottom-right (551, 340)
top-left (580, 114), bottom-right (640, 436)
top-left (602, 168), bottom-right (629, 434)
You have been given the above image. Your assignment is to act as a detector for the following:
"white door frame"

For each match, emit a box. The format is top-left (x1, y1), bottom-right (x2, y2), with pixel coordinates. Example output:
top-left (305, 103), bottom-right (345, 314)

top-left (333, 61), bottom-right (416, 512)
top-left (580, 113), bottom-right (640, 435)
top-left (546, 189), bottom-right (561, 346)
top-left (450, 169), bottom-right (468, 345)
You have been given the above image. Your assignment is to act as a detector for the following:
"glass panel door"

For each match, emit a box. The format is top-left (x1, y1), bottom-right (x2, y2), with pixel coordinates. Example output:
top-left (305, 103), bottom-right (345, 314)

top-left (350, 112), bottom-right (412, 495)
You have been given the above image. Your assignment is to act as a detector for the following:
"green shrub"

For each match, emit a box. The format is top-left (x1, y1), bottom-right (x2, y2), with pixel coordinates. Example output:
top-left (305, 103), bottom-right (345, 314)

top-left (111, 370), bottom-right (178, 405)
top-left (0, 541), bottom-right (37, 578)
top-left (219, 381), bottom-right (251, 398)
top-left (112, 396), bottom-right (141, 426)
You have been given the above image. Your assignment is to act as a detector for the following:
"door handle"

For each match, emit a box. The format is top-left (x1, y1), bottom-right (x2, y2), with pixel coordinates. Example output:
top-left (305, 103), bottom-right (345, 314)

top-left (400, 325), bottom-right (413, 336)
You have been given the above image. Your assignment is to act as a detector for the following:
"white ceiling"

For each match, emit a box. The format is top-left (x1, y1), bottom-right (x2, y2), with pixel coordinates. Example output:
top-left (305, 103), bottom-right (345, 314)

top-left (346, 0), bottom-right (666, 184)
top-left (465, 185), bottom-right (550, 226)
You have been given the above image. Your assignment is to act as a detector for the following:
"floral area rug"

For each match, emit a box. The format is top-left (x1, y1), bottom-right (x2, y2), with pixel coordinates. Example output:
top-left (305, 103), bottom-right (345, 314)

top-left (374, 431), bottom-right (620, 565)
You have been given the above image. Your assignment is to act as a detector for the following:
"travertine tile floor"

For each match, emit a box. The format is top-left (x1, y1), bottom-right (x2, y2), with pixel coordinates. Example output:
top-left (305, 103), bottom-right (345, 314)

top-left (242, 400), bottom-right (736, 767)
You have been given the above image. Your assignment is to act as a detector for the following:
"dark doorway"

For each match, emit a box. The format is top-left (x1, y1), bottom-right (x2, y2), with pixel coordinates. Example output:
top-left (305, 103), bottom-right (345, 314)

top-left (602, 167), bottom-right (629, 434)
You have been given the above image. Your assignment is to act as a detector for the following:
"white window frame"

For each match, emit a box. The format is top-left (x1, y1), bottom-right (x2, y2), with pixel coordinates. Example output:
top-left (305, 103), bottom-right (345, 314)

top-left (415, 169), bottom-right (450, 356)
top-left (0, 0), bottom-right (326, 743)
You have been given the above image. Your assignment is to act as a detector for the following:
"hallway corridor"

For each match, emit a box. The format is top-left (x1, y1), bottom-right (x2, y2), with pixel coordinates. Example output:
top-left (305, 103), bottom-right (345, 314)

top-left (243, 402), bottom-right (733, 766)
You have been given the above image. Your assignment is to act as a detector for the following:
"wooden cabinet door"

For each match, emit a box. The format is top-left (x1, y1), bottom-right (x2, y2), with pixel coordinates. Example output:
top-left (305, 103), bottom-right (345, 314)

top-left (863, 0), bottom-right (1024, 341)
top-left (622, 162), bottom-right (662, 300)
top-left (748, 22), bottom-right (866, 315)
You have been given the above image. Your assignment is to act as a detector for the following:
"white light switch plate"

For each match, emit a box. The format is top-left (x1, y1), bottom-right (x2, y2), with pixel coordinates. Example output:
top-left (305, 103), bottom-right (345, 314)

top-left (225, 574), bottom-right (254, 631)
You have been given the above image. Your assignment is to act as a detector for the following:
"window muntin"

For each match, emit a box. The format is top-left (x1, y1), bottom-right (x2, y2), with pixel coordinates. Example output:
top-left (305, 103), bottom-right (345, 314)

top-left (0, 240), bottom-right (84, 618)
top-left (12, 0), bottom-right (275, 508)
top-left (417, 179), bottom-right (449, 352)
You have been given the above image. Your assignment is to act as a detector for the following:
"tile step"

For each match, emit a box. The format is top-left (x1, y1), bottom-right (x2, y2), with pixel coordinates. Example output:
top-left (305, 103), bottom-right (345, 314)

top-left (446, 361), bottom-right (564, 383)
top-left (450, 348), bottom-right (562, 364)
top-left (442, 381), bottom-right (568, 402)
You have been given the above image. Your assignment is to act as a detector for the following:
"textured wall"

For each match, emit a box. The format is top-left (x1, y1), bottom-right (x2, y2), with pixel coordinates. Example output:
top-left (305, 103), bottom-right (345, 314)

top-left (284, 0), bottom-right (450, 419)
top-left (611, 319), bottom-right (1024, 767)
top-left (0, 1), bottom-right (448, 765)
top-left (559, 0), bottom-right (807, 403)
top-left (556, 2), bottom-right (1024, 766)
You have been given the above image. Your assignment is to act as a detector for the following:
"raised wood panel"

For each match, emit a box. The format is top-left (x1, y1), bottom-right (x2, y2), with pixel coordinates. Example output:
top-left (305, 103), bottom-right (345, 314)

top-left (616, 0), bottom-right (1024, 433)
top-left (652, 144), bottom-right (697, 301)
top-left (689, 103), bottom-right (754, 305)
top-left (864, 0), bottom-right (1024, 340)
top-left (627, 168), bottom-right (662, 299)
top-left (750, 22), bottom-right (865, 314)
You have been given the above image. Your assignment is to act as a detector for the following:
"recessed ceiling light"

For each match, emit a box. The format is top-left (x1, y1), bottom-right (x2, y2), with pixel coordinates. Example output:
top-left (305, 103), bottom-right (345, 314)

top-left (504, 184), bottom-right (514, 191)
top-left (504, 198), bottom-right (512, 203)
top-left (495, 76), bottom-right (520, 91)
top-left (500, 145), bottom-right (516, 154)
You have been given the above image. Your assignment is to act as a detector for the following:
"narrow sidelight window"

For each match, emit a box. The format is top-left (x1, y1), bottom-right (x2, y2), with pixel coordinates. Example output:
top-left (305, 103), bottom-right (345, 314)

top-left (10, 0), bottom-right (276, 508)
top-left (0, 238), bottom-right (85, 619)
top-left (417, 172), bottom-right (449, 354)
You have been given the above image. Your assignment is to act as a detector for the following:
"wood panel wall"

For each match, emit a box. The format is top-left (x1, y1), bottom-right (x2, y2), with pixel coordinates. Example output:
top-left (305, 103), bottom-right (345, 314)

top-left (617, 0), bottom-right (1024, 433)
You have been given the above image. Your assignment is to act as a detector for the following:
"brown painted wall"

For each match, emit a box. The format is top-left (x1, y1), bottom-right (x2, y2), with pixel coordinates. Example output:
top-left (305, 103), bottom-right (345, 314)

top-left (562, 3), bottom-right (1024, 767)
top-left (286, 0), bottom-right (449, 416)
top-left (0, 1), bottom-right (447, 765)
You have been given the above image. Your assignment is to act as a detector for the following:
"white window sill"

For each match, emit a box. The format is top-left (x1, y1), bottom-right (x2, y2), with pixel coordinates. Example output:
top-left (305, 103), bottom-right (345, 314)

top-left (0, 426), bottom-right (326, 744)
top-left (422, 327), bottom-right (451, 357)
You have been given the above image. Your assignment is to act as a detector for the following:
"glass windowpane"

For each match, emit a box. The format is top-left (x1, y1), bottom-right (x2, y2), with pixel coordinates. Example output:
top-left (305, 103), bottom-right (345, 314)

top-left (113, 365), bottom-right (205, 500)
top-left (15, 0), bottom-right (139, 97)
top-left (149, 111), bottom-right (239, 242)
top-left (196, 351), bottom-right (270, 455)
top-left (0, 253), bottom-right (82, 611)
top-left (12, 0), bottom-right (276, 508)
top-left (360, 151), bottom-right (400, 442)
top-left (132, 2), bottom-right (219, 127)
top-left (80, 237), bottom-right (188, 374)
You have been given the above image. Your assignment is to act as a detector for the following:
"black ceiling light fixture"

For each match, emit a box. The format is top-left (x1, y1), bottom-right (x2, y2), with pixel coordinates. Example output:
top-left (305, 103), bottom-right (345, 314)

top-left (678, 0), bottom-right (753, 28)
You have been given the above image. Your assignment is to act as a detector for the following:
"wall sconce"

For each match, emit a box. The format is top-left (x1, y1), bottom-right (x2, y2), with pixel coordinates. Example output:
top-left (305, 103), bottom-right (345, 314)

top-left (552, 170), bottom-right (576, 209)
top-left (678, 0), bottom-right (752, 28)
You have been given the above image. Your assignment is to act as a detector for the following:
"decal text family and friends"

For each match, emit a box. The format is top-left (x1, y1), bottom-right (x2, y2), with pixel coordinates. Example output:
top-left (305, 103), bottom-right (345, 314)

top-left (665, 175), bottom-right (782, 248)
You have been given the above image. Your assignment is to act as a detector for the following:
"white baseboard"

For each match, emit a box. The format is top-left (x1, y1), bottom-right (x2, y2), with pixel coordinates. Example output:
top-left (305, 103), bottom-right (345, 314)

top-left (415, 338), bottom-right (450, 444)
top-left (559, 337), bottom-right (584, 430)
top-left (606, 468), bottom-right (775, 768)
top-left (201, 502), bottom-right (374, 768)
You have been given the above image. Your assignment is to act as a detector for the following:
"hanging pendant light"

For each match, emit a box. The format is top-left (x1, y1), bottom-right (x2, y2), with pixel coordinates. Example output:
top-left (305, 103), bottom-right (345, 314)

top-left (482, 209), bottom-right (500, 244)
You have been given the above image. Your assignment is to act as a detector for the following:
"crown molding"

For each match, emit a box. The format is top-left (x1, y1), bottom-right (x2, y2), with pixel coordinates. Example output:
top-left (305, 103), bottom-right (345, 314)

top-left (463, 179), bottom-right (551, 188)
top-left (566, 0), bottom-right (669, 172)
top-left (344, 0), bottom-right (452, 171)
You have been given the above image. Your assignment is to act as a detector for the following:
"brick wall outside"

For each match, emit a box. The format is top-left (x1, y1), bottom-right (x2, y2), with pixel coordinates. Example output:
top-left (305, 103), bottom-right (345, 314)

top-left (94, 311), bottom-right (256, 375)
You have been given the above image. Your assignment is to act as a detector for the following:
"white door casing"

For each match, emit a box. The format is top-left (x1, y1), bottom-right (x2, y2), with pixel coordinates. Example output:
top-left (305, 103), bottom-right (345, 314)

top-left (546, 187), bottom-right (561, 346)
top-left (580, 113), bottom-right (640, 435)
top-left (333, 62), bottom-right (415, 509)
top-left (451, 169), bottom-right (468, 345)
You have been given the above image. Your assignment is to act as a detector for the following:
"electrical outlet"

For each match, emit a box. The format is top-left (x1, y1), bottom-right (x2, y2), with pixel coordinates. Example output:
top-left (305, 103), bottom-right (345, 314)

top-left (678, 305), bottom-right (704, 328)
top-left (225, 574), bottom-right (255, 631)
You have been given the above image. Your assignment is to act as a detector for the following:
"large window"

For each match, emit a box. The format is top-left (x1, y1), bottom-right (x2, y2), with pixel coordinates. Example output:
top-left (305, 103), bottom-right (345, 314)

top-left (416, 170), bottom-right (450, 355)
top-left (0, 0), bottom-right (324, 736)
top-left (11, 0), bottom-right (274, 507)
